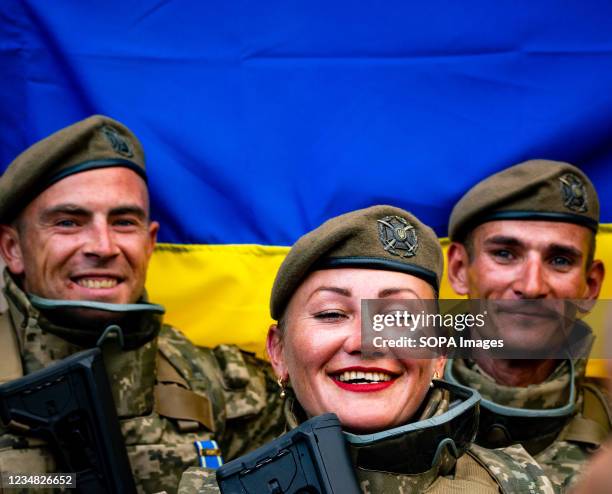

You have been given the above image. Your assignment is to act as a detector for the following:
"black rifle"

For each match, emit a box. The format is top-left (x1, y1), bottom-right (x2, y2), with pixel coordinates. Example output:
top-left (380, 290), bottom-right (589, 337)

top-left (216, 413), bottom-right (360, 494)
top-left (0, 348), bottom-right (136, 493)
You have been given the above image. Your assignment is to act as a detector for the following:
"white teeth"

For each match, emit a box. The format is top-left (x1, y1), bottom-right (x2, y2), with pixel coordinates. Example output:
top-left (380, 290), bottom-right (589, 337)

top-left (336, 371), bottom-right (393, 383)
top-left (77, 278), bottom-right (118, 289)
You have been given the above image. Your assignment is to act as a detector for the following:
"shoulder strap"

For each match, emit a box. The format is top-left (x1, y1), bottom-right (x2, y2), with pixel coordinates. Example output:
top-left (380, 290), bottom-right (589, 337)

top-left (154, 351), bottom-right (216, 432)
top-left (468, 444), bottom-right (555, 494)
top-left (0, 311), bottom-right (23, 383)
top-left (560, 380), bottom-right (612, 447)
top-left (157, 351), bottom-right (189, 387)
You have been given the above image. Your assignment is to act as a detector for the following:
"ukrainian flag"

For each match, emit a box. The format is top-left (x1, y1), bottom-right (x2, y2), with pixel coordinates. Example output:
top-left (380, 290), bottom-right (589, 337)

top-left (1, 2), bottom-right (611, 376)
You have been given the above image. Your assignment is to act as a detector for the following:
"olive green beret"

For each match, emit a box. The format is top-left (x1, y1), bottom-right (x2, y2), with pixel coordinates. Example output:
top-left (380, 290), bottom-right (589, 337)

top-left (0, 115), bottom-right (146, 223)
top-left (270, 205), bottom-right (443, 320)
top-left (448, 159), bottom-right (599, 241)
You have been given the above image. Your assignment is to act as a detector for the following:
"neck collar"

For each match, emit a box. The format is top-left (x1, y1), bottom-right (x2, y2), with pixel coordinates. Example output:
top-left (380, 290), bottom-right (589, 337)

top-left (345, 381), bottom-right (479, 475)
top-left (446, 357), bottom-right (577, 452)
top-left (3, 271), bottom-right (164, 350)
top-left (284, 380), bottom-right (480, 476)
top-left (28, 295), bottom-right (164, 350)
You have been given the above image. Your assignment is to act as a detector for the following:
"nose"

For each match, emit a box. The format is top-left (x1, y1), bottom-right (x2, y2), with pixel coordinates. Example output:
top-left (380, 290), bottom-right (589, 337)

top-left (341, 315), bottom-right (389, 359)
top-left (513, 255), bottom-right (549, 299)
top-left (83, 221), bottom-right (120, 259)
top-left (342, 316), bottom-right (363, 355)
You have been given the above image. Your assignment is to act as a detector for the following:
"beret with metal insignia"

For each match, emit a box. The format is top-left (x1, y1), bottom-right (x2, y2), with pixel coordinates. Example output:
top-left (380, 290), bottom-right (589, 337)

top-left (448, 159), bottom-right (599, 241)
top-left (0, 115), bottom-right (146, 223)
top-left (270, 205), bottom-right (443, 320)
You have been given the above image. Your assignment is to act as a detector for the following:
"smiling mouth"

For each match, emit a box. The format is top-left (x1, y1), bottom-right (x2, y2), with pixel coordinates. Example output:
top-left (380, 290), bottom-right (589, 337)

top-left (73, 277), bottom-right (121, 289)
top-left (329, 368), bottom-right (400, 393)
top-left (334, 370), bottom-right (394, 384)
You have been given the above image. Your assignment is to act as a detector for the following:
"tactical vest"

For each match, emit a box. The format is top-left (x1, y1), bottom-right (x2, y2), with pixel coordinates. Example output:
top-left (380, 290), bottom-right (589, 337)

top-left (447, 357), bottom-right (612, 491)
top-left (0, 277), bottom-right (284, 494)
top-left (352, 448), bottom-right (555, 494)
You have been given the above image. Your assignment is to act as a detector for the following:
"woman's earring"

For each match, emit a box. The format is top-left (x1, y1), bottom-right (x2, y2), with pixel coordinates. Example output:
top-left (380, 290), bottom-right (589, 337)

top-left (430, 370), bottom-right (440, 387)
top-left (277, 377), bottom-right (287, 398)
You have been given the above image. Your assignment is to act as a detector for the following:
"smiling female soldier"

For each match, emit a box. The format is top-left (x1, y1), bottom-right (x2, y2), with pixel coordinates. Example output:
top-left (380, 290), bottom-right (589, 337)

top-left (178, 205), bottom-right (555, 494)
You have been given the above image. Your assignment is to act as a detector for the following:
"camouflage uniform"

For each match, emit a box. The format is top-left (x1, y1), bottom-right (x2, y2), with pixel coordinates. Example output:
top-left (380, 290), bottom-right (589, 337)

top-left (176, 382), bottom-right (555, 494)
top-left (447, 357), bottom-right (611, 492)
top-left (0, 272), bottom-right (285, 494)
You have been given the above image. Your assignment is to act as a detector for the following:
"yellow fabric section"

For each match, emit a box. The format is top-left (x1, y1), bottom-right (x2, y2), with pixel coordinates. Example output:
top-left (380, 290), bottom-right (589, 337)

top-left (147, 227), bottom-right (612, 377)
top-left (148, 244), bottom-right (289, 355)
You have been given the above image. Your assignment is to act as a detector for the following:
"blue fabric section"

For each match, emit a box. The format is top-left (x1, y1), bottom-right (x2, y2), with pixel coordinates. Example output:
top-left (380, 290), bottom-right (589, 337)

top-left (195, 440), bottom-right (223, 469)
top-left (1, 1), bottom-right (611, 242)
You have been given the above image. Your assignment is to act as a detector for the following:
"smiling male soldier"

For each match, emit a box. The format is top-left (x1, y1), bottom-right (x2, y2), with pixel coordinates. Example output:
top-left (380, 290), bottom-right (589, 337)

top-left (444, 160), bottom-right (612, 490)
top-left (0, 116), bottom-right (283, 493)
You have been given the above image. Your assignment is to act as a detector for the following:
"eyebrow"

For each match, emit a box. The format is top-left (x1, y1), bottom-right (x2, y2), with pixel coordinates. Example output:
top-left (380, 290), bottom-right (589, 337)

top-left (484, 235), bottom-right (583, 259)
top-left (307, 286), bottom-right (352, 302)
top-left (307, 286), bottom-right (422, 302)
top-left (378, 287), bottom-right (421, 298)
top-left (109, 206), bottom-right (147, 220)
top-left (39, 203), bottom-right (148, 222)
top-left (547, 244), bottom-right (582, 259)
top-left (483, 235), bottom-right (523, 248)
top-left (40, 204), bottom-right (90, 222)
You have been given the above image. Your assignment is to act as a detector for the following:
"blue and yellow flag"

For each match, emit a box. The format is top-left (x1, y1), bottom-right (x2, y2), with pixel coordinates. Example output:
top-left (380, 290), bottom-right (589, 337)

top-left (1, 2), bottom-right (611, 375)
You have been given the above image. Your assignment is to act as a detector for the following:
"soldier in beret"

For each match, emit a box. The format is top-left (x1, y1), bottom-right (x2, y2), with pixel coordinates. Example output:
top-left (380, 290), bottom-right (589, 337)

top-left (179, 205), bottom-right (555, 494)
top-left (445, 160), bottom-right (611, 490)
top-left (0, 116), bottom-right (284, 493)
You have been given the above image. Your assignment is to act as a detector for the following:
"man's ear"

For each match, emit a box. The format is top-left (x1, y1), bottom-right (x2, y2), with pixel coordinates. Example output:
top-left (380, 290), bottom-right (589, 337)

top-left (584, 259), bottom-right (604, 300)
top-left (0, 225), bottom-right (25, 275)
top-left (266, 324), bottom-right (288, 380)
top-left (447, 242), bottom-right (470, 296)
top-left (146, 221), bottom-right (160, 257)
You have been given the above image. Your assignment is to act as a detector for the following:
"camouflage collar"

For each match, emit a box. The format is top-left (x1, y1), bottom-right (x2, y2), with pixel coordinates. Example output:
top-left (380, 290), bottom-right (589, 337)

top-left (3, 270), bottom-right (163, 350)
top-left (447, 358), bottom-right (577, 410)
top-left (446, 358), bottom-right (581, 453)
top-left (28, 294), bottom-right (164, 350)
top-left (284, 381), bottom-right (479, 477)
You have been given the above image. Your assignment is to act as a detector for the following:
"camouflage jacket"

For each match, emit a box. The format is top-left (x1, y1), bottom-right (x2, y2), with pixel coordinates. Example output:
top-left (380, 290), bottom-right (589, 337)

top-left (447, 357), bottom-right (612, 492)
top-left (0, 273), bottom-right (285, 494)
top-left (176, 382), bottom-right (555, 494)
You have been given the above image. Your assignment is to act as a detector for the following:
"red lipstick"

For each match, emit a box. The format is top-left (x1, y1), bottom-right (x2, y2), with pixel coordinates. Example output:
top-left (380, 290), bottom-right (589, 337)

top-left (330, 366), bottom-right (398, 393)
top-left (333, 380), bottom-right (395, 392)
